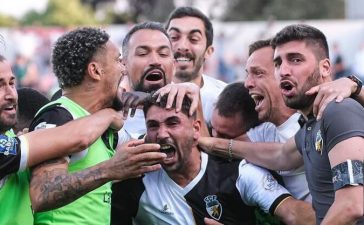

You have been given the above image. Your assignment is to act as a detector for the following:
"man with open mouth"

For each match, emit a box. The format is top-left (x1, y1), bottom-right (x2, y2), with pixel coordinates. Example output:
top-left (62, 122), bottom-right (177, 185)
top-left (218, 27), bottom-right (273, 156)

top-left (111, 94), bottom-right (314, 225)
top-left (199, 24), bottom-right (364, 225)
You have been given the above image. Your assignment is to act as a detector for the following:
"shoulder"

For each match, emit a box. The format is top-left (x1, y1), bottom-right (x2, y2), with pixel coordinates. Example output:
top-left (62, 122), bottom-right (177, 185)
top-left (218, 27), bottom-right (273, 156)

top-left (202, 74), bottom-right (227, 90)
top-left (29, 104), bottom-right (73, 131)
top-left (324, 98), bottom-right (364, 118)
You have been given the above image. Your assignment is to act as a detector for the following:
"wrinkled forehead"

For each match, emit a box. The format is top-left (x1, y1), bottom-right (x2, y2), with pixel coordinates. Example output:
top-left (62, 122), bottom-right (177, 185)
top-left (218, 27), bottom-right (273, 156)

top-left (145, 105), bottom-right (188, 122)
top-left (273, 40), bottom-right (311, 59)
top-left (128, 29), bottom-right (172, 50)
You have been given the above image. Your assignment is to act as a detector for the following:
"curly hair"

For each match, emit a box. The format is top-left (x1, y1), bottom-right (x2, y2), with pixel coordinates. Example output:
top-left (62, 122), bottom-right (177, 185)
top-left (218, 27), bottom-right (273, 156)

top-left (52, 27), bottom-right (110, 88)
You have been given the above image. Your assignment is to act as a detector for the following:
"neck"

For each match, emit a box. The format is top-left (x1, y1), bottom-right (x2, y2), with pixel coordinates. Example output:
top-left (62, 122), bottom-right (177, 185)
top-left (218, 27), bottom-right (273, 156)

top-left (167, 147), bottom-right (201, 188)
top-left (173, 71), bottom-right (204, 88)
top-left (271, 107), bottom-right (297, 126)
top-left (62, 84), bottom-right (108, 113)
top-left (298, 105), bottom-right (314, 120)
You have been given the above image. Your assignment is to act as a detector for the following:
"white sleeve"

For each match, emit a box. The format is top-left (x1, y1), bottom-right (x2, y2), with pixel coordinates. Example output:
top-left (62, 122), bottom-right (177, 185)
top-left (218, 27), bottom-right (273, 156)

top-left (236, 160), bottom-right (290, 213)
top-left (246, 122), bottom-right (278, 142)
top-left (18, 135), bottom-right (29, 171)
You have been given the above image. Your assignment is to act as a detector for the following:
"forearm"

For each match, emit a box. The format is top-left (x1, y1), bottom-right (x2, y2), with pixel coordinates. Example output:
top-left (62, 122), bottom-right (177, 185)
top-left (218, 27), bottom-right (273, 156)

top-left (30, 159), bottom-right (111, 212)
top-left (25, 108), bottom-right (119, 167)
top-left (275, 197), bottom-right (315, 225)
top-left (321, 187), bottom-right (363, 225)
top-left (201, 137), bottom-right (300, 170)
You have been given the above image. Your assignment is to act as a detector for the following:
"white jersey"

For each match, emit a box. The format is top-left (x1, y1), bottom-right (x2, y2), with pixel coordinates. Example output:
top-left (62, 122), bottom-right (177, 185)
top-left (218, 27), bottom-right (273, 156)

top-left (247, 113), bottom-right (311, 202)
top-left (111, 152), bottom-right (291, 225)
top-left (200, 74), bottom-right (227, 128)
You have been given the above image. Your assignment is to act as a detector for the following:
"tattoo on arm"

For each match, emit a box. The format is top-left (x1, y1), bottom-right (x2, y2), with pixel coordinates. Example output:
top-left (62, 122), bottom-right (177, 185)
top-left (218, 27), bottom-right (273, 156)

top-left (31, 158), bottom-right (107, 211)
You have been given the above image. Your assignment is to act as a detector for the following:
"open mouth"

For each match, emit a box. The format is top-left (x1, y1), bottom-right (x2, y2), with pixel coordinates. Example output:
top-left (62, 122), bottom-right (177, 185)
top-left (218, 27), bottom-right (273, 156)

top-left (160, 144), bottom-right (176, 159)
top-left (251, 94), bottom-right (264, 107)
top-left (280, 81), bottom-right (294, 91)
top-left (175, 57), bottom-right (192, 63)
top-left (145, 69), bottom-right (164, 82)
top-left (3, 104), bottom-right (16, 112)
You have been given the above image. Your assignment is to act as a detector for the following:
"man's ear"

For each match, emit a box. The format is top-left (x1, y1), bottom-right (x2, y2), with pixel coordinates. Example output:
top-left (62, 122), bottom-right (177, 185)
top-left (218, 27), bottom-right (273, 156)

top-left (193, 119), bottom-right (201, 140)
top-left (204, 45), bottom-right (214, 61)
top-left (320, 58), bottom-right (331, 80)
top-left (87, 61), bottom-right (102, 81)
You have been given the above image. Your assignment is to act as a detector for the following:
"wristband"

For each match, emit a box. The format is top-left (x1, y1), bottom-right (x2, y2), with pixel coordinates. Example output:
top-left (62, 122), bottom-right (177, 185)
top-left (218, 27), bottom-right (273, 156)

top-left (228, 139), bottom-right (233, 162)
top-left (347, 75), bottom-right (362, 97)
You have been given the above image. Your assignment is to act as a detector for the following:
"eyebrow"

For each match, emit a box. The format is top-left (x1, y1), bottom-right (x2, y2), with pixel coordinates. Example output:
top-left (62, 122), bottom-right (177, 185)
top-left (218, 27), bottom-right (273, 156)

top-left (168, 27), bottom-right (203, 36)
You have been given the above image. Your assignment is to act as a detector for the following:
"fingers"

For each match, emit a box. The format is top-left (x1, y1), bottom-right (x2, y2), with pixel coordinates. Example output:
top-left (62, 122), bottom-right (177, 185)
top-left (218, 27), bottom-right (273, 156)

top-left (189, 93), bottom-right (199, 116)
top-left (166, 87), bottom-right (179, 109)
top-left (305, 85), bottom-right (320, 96)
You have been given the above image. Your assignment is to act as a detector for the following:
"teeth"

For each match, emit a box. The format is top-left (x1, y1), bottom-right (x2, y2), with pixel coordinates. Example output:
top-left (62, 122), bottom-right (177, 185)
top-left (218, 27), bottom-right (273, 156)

top-left (160, 145), bottom-right (171, 150)
top-left (176, 57), bottom-right (191, 62)
top-left (250, 94), bottom-right (263, 106)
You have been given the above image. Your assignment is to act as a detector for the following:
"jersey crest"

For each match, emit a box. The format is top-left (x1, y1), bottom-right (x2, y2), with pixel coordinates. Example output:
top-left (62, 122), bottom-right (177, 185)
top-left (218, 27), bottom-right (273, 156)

top-left (204, 195), bottom-right (222, 220)
top-left (315, 130), bottom-right (323, 155)
top-left (0, 135), bottom-right (17, 156)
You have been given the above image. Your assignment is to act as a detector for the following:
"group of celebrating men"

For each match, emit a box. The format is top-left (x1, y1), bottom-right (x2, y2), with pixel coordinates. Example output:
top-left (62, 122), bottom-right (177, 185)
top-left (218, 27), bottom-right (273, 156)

top-left (0, 6), bottom-right (363, 225)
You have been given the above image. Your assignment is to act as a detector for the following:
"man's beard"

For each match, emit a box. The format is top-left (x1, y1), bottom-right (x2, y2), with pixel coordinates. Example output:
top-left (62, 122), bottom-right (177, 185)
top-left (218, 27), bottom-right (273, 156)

top-left (0, 114), bottom-right (16, 133)
top-left (134, 66), bottom-right (167, 93)
top-left (174, 51), bottom-right (204, 82)
top-left (111, 95), bottom-right (123, 111)
top-left (284, 68), bottom-right (321, 110)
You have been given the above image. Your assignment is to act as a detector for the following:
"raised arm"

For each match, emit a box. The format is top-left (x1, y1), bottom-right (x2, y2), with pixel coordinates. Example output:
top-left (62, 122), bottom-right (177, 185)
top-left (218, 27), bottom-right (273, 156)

top-left (23, 108), bottom-right (123, 168)
top-left (198, 137), bottom-right (303, 171)
top-left (30, 139), bottom-right (166, 212)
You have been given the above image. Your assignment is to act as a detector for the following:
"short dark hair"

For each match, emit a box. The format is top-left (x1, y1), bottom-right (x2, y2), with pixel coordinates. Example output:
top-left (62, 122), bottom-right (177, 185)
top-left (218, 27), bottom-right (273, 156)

top-left (271, 24), bottom-right (329, 60)
top-left (248, 39), bottom-right (272, 56)
top-left (122, 21), bottom-right (170, 58)
top-left (165, 6), bottom-right (213, 48)
top-left (14, 88), bottom-right (50, 133)
top-left (143, 94), bottom-right (195, 119)
top-left (215, 82), bottom-right (260, 132)
top-left (52, 27), bottom-right (110, 88)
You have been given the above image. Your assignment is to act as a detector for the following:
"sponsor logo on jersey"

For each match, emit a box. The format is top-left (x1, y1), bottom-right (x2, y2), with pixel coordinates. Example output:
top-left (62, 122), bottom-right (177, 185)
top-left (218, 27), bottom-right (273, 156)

top-left (35, 122), bottom-right (56, 130)
top-left (315, 130), bottom-right (323, 155)
top-left (263, 173), bottom-right (278, 191)
top-left (159, 203), bottom-right (173, 215)
top-left (204, 195), bottom-right (222, 220)
top-left (0, 135), bottom-right (17, 156)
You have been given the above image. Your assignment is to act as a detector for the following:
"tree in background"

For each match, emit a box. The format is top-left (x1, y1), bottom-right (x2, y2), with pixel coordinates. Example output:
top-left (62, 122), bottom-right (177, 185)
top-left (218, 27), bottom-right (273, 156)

top-left (223, 0), bottom-right (345, 21)
top-left (21, 0), bottom-right (98, 26)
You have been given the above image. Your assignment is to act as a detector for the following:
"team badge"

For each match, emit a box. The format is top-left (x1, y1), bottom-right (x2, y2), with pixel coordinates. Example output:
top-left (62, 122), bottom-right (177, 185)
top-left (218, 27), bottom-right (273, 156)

top-left (263, 173), bottom-right (278, 191)
top-left (315, 130), bottom-right (323, 155)
top-left (0, 135), bottom-right (17, 156)
top-left (204, 195), bottom-right (222, 220)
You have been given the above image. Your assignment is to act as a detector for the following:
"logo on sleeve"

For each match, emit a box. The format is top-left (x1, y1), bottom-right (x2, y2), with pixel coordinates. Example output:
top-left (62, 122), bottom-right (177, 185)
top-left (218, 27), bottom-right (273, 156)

top-left (204, 195), bottom-right (222, 220)
top-left (263, 173), bottom-right (278, 191)
top-left (0, 135), bottom-right (17, 156)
